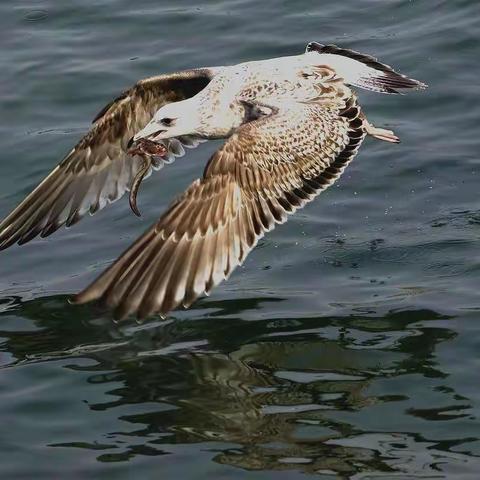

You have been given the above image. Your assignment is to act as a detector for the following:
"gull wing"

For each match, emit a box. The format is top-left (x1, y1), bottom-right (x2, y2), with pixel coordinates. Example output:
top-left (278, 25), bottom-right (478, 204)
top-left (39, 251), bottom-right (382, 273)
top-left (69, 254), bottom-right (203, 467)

top-left (306, 42), bottom-right (427, 93)
top-left (73, 93), bottom-right (367, 320)
top-left (0, 68), bottom-right (220, 250)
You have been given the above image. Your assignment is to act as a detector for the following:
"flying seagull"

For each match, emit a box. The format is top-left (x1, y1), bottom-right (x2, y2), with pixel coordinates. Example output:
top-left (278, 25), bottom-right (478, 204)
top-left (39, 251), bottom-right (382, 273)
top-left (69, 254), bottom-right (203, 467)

top-left (0, 42), bottom-right (426, 320)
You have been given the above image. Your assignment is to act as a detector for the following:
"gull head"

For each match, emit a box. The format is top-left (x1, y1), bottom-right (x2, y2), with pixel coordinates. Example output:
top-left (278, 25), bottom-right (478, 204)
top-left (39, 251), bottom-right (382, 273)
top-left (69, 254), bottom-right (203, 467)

top-left (133, 99), bottom-right (201, 142)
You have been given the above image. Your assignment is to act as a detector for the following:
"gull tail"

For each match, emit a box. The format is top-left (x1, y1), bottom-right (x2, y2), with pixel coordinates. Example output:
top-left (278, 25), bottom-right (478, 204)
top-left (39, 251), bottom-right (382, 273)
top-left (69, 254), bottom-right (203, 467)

top-left (306, 42), bottom-right (427, 94)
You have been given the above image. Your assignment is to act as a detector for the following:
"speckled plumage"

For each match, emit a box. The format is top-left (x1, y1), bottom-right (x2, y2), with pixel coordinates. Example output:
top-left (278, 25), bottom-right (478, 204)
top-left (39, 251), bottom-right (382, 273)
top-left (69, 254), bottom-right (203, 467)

top-left (0, 43), bottom-right (426, 319)
top-left (0, 68), bottom-right (216, 248)
top-left (73, 79), bottom-right (366, 320)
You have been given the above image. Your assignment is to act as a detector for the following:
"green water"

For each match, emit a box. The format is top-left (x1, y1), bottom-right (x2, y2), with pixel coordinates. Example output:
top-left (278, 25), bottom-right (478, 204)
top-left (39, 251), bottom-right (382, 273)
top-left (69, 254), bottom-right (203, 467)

top-left (1, 1), bottom-right (479, 478)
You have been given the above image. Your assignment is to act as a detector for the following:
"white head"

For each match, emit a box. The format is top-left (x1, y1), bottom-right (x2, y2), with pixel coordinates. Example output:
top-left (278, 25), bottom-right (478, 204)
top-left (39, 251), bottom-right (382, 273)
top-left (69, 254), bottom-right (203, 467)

top-left (133, 98), bottom-right (203, 142)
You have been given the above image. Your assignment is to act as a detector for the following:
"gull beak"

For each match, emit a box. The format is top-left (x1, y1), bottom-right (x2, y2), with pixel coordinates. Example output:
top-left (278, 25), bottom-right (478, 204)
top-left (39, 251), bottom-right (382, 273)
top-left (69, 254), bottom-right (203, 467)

top-left (133, 121), bottom-right (166, 142)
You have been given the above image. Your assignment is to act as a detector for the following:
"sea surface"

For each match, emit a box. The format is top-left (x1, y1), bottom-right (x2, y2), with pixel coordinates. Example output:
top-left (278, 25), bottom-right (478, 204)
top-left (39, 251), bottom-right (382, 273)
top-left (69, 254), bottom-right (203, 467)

top-left (0, 1), bottom-right (479, 478)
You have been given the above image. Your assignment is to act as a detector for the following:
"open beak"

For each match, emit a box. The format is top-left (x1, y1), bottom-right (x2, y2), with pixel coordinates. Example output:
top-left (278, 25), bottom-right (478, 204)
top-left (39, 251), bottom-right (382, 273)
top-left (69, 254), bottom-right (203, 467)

top-left (133, 121), bottom-right (166, 142)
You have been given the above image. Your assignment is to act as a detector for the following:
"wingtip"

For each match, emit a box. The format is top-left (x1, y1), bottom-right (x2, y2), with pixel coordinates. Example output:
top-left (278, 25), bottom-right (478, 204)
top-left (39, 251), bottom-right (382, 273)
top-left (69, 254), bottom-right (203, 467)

top-left (416, 80), bottom-right (428, 90)
top-left (67, 296), bottom-right (77, 306)
top-left (70, 287), bottom-right (99, 306)
top-left (306, 42), bottom-right (428, 94)
top-left (0, 236), bottom-right (19, 251)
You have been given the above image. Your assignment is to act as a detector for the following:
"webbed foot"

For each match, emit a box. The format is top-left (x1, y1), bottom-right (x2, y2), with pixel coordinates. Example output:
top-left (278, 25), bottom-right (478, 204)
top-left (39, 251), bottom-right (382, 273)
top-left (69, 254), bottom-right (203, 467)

top-left (365, 122), bottom-right (400, 144)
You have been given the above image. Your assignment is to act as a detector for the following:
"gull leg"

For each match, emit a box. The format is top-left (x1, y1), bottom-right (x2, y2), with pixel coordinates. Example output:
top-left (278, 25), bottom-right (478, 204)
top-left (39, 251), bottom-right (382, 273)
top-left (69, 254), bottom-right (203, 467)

top-left (365, 121), bottom-right (400, 144)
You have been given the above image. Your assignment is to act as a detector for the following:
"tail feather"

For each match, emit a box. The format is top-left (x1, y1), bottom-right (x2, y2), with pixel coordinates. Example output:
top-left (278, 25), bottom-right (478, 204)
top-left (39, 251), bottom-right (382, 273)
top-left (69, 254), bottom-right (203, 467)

top-left (306, 42), bottom-right (427, 94)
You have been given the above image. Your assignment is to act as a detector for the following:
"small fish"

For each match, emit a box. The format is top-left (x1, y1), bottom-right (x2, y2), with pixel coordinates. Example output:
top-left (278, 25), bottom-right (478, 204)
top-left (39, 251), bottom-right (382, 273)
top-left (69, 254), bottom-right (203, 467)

top-left (127, 138), bottom-right (168, 157)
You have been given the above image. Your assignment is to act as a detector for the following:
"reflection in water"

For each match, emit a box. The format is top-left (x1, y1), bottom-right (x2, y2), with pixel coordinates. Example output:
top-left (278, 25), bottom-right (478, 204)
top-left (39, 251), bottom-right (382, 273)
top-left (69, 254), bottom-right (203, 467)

top-left (1, 294), bottom-right (476, 477)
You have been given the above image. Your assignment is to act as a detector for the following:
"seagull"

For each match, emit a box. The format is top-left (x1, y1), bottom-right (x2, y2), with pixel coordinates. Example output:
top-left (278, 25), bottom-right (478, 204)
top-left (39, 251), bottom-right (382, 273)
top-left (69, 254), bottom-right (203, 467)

top-left (0, 42), bottom-right (426, 320)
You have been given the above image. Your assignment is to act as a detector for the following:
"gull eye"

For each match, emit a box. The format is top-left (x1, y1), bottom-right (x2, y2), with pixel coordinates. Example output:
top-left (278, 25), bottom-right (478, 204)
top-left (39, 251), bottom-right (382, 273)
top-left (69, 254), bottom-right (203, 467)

top-left (160, 117), bottom-right (174, 127)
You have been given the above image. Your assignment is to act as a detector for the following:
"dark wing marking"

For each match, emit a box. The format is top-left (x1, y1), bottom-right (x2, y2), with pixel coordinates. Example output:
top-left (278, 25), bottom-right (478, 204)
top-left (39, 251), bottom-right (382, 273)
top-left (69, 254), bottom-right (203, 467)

top-left (306, 42), bottom-right (427, 93)
top-left (0, 68), bottom-right (217, 250)
top-left (73, 95), bottom-right (366, 320)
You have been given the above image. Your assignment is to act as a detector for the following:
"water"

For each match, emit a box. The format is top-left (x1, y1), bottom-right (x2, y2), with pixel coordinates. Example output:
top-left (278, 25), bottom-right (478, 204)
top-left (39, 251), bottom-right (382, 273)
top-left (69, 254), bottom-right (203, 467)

top-left (0, 0), bottom-right (479, 478)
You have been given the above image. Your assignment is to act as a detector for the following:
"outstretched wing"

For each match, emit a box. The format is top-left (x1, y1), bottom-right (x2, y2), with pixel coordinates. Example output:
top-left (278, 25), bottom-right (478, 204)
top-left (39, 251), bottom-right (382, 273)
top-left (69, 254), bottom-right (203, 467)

top-left (73, 94), bottom-right (367, 320)
top-left (0, 68), bottom-right (219, 250)
top-left (306, 42), bottom-right (427, 94)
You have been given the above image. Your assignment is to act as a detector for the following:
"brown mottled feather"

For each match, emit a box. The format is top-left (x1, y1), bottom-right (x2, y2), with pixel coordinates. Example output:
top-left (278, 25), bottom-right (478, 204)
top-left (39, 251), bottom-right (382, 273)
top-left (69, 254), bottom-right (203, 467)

top-left (73, 94), bottom-right (366, 320)
top-left (0, 68), bottom-right (215, 250)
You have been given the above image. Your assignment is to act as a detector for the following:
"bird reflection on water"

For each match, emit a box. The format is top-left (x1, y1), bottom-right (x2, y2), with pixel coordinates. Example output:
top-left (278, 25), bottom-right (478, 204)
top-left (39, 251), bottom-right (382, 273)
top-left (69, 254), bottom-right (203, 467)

top-left (1, 293), bottom-right (471, 477)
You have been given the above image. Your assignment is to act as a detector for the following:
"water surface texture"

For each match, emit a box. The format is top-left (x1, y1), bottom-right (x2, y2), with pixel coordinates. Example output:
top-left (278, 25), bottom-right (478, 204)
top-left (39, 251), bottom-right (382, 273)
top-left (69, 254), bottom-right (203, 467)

top-left (1, 1), bottom-right (479, 478)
